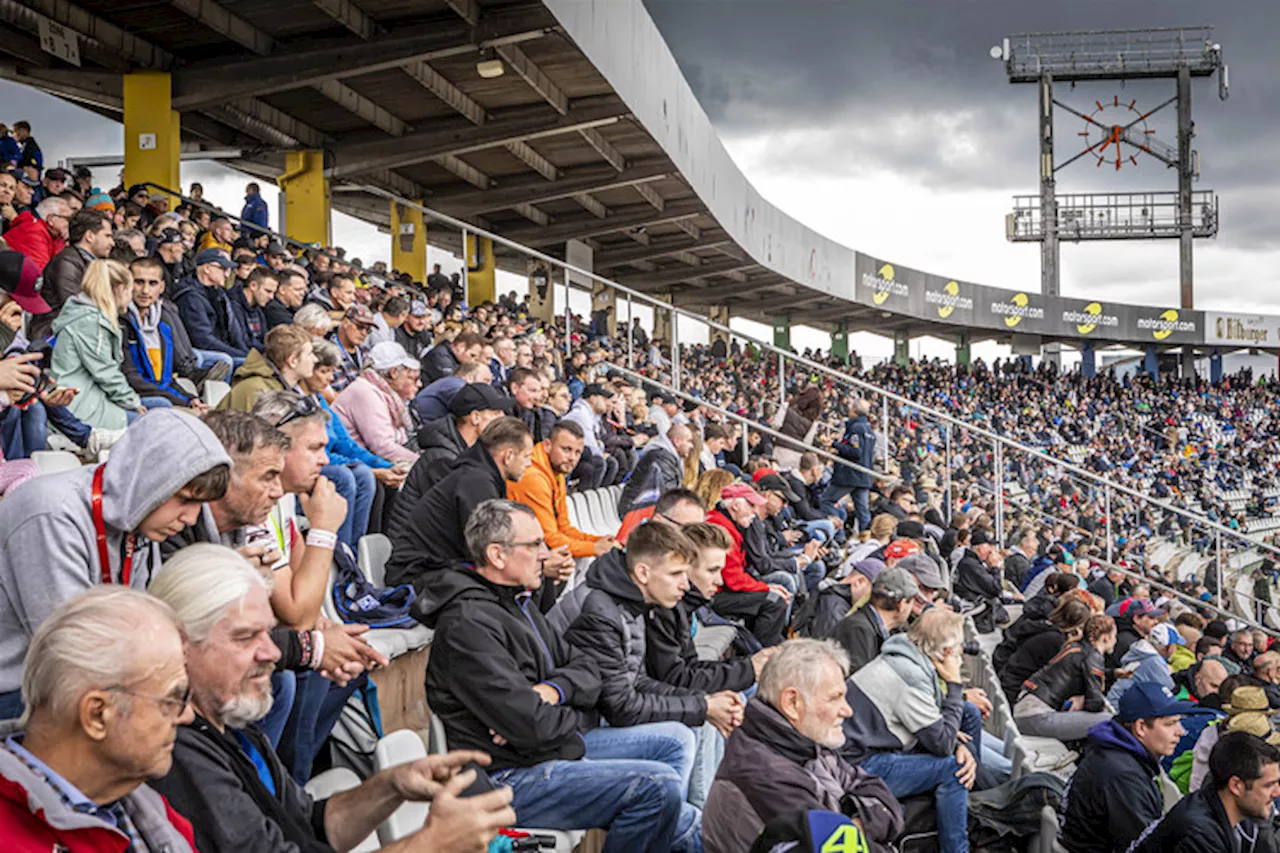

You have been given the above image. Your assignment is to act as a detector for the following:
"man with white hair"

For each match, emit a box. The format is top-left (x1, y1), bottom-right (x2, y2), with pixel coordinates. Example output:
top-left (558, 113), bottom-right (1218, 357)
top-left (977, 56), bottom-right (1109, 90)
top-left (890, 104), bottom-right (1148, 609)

top-left (150, 543), bottom-right (516, 853)
top-left (3, 194), bottom-right (69, 270)
top-left (702, 639), bottom-right (903, 853)
top-left (0, 587), bottom-right (198, 850)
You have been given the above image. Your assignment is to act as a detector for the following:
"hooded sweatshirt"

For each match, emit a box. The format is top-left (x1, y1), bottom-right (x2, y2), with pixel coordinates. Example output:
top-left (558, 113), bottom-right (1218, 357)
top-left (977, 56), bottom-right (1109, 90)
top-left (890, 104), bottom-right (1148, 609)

top-left (0, 410), bottom-right (230, 694)
top-left (1106, 639), bottom-right (1174, 706)
top-left (1060, 718), bottom-right (1165, 853)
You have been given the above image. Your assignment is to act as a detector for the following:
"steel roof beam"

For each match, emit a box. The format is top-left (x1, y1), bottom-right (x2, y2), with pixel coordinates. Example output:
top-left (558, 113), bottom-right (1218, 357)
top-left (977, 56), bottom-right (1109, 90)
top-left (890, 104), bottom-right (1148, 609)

top-left (503, 199), bottom-right (704, 248)
top-left (616, 257), bottom-right (758, 290)
top-left (496, 42), bottom-right (568, 115)
top-left (593, 234), bottom-right (731, 269)
top-left (433, 158), bottom-right (670, 215)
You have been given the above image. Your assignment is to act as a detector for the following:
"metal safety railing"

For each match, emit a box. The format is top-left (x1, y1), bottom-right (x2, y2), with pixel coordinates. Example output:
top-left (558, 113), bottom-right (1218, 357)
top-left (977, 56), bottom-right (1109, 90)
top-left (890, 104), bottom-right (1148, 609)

top-left (136, 174), bottom-right (1276, 626)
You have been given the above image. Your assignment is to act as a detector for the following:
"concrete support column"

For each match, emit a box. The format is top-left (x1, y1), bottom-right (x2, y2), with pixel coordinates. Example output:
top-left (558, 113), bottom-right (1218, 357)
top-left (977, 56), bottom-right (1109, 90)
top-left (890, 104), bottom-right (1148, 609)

top-left (893, 331), bottom-right (910, 367)
top-left (1144, 345), bottom-right (1160, 379)
top-left (772, 315), bottom-right (791, 351)
top-left (278, 151), bottom-right (330, 248)
top-left (1080, 342), bottom-right (1096, 378)
top-left (390, 201), bottom-right (426, 283)
top-left (653, 293), bottom-right (672, 346)
top-left (1179, 348), bottom-right (1197, 381)
top-left (1210, 349), bottom-right (1223, 385)
top-left (955, 333), bottom-right (971, 368)
top-left (526, 260), bottom-right (555, 325)
top-left (831, 324), bottom-right (848, 364)
top-left (709, 305), bottom-right (731, 344)
top-left (465, 234), bottom-right (496, 305)
top-left (123, 72), bottom-right (180, 202)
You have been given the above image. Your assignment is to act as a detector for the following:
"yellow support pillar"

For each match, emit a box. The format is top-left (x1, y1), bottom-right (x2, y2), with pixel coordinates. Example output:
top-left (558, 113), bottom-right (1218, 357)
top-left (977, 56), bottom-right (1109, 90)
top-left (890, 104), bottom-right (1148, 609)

top-left (123, 72), bottom-right (180, 202)
top-left (466, 233), bottom-right (496, 306)
top-left (390, 201), bottom-right (426, 283)
top-left (278, 151), bottom-right (330, 247)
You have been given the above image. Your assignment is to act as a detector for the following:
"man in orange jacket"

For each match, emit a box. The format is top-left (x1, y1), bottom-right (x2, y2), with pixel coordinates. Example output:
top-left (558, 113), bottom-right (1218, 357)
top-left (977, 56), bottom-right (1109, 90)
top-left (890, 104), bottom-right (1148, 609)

top-left (508, 419), bottom-right (618, 559)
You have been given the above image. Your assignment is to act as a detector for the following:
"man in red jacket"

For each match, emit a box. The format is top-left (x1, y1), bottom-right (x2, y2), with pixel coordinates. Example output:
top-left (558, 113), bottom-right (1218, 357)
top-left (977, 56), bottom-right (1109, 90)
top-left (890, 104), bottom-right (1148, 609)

top-left (0, 587), bottom-right (199, 853)
top-left (706, 481), bottom-right (789, 645)
top-left (2, 196), bottom-right (68, 270)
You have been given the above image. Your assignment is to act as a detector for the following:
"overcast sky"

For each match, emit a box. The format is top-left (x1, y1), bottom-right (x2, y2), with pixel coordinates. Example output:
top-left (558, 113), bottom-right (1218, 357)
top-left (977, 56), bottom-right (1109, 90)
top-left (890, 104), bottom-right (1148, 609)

top-left (8, 1), bottom-right (1279, 364)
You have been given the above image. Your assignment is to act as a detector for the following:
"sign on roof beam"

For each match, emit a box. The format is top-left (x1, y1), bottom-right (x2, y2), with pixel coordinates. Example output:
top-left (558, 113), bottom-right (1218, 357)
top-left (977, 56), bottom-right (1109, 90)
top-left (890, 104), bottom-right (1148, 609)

top-left (495, 43), bottom-right (568, 115)
top-left (574, 193), bottom-right (608, 219)
top-left (444, 0), bottom-right (479, 26)
top-left (513, 202), bottom-right (550, 226)
top-left (634, 182), bottom-right (664, 212)
top-left (313, 0), bottom-right (378, 40)
top-left (578, 126), bottom-right (625, 171)
top-left (672, 219), bottom-right (701, 240)
top-left (436, 154), bottom-right (490, 189)
top-left (20, 0), bottom-right (174, 69)
top-left (505, 141), bottom-right (558, 181)
top-left (403, 61), bottom-right (486, 125)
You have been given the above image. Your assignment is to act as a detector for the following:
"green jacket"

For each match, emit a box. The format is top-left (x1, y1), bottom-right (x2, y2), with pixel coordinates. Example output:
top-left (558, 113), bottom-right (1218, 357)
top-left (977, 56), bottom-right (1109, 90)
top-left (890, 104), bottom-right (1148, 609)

top-left (50, 293), bottom-right (139, 430)
top-left (217, 348), bottom-right (284, 412)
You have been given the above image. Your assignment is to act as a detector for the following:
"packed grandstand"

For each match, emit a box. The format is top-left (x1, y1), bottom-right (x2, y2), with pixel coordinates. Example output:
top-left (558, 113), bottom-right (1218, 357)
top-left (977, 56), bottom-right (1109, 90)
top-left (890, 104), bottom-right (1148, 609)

top-left (1, 113), bottom-right (1280, 853)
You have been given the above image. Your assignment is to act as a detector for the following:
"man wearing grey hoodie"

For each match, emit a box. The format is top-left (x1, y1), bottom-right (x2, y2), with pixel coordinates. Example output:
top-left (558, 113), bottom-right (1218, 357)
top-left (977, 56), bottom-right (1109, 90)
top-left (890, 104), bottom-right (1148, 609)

top-left (0, 409), bottom-right (231, 719)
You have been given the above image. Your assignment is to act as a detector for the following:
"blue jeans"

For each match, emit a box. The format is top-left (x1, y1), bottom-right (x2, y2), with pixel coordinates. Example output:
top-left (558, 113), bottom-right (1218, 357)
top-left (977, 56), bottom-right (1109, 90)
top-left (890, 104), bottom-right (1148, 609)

top-left (859, 750), bottom-right (969, 853)
top-left (127, 397), bottom-right (174, 424)
top-left (323, 462), bottom-right (375, 549)
top-left (194, 349), bottom-right (240, 372)
top-left (800, 518), bottom-right (836, 543)
top-left (0, 689), bottom-right (22, 721)
top-left (1, 402), bottom-right (91, 458)
top-left (278, 671), bottom-right (364, 784)
top-left (259, 671), bottom-right (299, 748)
top-left (963, 701), bottom-right (1011, 787)
top-left (688, 721), bottom-right (726, 810)
top-left (490, 722), bottom-right (700, 853)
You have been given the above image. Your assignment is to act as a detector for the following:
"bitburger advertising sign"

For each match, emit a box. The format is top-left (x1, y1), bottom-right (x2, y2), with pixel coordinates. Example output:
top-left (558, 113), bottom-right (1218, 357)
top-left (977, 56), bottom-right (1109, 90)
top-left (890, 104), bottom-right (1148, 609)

top-left (1203, 312), bottom-right (1280, 349)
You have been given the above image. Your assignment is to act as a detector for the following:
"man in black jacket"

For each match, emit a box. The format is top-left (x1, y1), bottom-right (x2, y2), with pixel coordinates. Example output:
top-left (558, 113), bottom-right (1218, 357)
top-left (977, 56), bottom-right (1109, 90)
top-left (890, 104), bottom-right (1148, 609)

top-left (955, 529), bottom-right (1021, 631)
top-left (1061, 682), bottom-right (1196, 853)
top-left (1130, 730), bottom-right (1280, 853)
top-left (418, 499), bottom-right (695, 852)
top-left (151, 543), bottom-right (515, 853)
top-left (420, 329), bottom-right (484, 383)
top-left (831, 564), bottom-right (917, 673)
top-left (386, 415), bottom-right (532, 591)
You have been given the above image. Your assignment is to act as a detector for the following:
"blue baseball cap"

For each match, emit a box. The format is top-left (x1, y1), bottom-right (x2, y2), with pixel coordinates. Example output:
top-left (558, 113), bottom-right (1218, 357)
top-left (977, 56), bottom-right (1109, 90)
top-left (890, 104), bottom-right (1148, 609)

top-left (194, 248), bottom-right (235, 270)
top-left (1116, 682), bottom-right (1196, 723)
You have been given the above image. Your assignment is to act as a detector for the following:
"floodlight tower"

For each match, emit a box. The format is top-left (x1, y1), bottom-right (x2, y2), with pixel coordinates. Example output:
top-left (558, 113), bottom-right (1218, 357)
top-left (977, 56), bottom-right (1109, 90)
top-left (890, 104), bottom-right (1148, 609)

top-left (995, 27), bottom-right (1227, 371)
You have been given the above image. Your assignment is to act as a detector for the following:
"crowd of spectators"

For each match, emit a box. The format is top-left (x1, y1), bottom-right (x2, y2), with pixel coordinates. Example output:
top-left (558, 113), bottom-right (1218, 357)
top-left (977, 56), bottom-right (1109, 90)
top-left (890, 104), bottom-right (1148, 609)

top-left (1, 118), bottom-right (1279, 852)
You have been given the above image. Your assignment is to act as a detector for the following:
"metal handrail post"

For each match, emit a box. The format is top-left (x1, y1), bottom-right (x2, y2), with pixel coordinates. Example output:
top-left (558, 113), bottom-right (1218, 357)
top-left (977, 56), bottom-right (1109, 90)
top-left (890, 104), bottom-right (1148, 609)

top-left (995, 440), bottom-right (1005, 544)
top-left (881, 395), bottom-right (890, 468)
top-left (563, 268), bottom-right (571, 358)
top-left (461, 226), bottom-right (470, 307)
top-left (671, 306), bottom-right (681, 393)
top-left (778, 352), bottom-right (785, 408)
top-left (944, 423), bottom-right (953, 523)
top-left (1216, 529), bottom-right (1223, 609)
top-left (1105, 486), bottom-right (1114, 564)
top-left (626, 293), bottom-right (633, 371)
top-left (740, 415), bottom-right (749, 466)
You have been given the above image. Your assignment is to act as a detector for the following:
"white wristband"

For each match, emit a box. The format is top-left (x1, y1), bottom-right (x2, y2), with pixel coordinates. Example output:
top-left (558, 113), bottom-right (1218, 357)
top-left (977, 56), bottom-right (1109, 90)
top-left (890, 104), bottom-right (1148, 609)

top-left (309, 630), bottom-right (326, 671)
top-left (306, 529), bottom-right (337, 551)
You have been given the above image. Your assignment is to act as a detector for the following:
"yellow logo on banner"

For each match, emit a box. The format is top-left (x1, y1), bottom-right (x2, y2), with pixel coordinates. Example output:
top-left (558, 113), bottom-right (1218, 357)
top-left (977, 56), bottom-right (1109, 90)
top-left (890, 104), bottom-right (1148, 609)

top-left (821, 824), bottom-right (870, 853)
top-left (1153, 309), bottom-right (1178, 341)
top-left (873, 264), bottom-right (895, 305)
top-left (1076, 302), bottom-right (1103, 335)
top-left (1005, 293), bottom-right (1029, 328)
top-left (937, 281), bottom-right (960, 318)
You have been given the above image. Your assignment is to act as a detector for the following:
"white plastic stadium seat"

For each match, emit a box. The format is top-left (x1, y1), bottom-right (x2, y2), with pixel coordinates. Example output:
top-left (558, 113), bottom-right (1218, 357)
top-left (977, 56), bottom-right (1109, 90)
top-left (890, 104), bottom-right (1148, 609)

top-left (31, 450), bottom-right (82, 475)
top-left (202, 379), bottom-right (231, 408)
top-left (304, 768), bottom-right (379, 852)
top-left (375, 730), bottom-right (431, 843)
top-left (358, 533), bottom-right (393, 586)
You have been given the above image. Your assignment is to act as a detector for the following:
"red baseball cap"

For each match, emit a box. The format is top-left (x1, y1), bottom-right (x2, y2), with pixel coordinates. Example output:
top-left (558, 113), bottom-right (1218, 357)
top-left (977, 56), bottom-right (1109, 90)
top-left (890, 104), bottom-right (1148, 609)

top-left (0, 251), bottom-right (50, 314)
top-left (884, 539), bottom-right (921, 560)
top-left (721, 482), bottom-right (766, 506)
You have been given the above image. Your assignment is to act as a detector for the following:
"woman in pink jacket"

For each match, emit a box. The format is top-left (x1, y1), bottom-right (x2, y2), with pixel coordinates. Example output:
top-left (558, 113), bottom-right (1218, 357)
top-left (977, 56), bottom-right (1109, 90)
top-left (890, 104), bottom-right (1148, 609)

top-left (331, 341), bottom-right (421, 464)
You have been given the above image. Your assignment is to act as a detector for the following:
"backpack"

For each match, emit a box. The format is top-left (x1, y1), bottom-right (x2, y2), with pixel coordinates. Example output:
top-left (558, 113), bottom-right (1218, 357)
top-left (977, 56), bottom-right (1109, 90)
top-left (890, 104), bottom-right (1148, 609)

top-left (331, 543), bottom-right (418, 629)
top-left (966, 772), bottom-right (1067, 853)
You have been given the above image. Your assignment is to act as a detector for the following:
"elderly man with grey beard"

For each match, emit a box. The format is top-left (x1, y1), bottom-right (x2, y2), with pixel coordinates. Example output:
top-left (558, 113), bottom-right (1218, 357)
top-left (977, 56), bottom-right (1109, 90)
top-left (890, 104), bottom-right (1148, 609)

top-left (149, 543), bottom-right (515, 853)
top-left (702, 639), bottom-right (904, 853)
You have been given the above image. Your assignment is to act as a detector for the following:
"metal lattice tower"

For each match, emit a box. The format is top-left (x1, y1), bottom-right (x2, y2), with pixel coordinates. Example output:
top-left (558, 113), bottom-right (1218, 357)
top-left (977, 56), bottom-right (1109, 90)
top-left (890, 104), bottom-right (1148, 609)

top-left (996, 27), bottom-right (1228, 368)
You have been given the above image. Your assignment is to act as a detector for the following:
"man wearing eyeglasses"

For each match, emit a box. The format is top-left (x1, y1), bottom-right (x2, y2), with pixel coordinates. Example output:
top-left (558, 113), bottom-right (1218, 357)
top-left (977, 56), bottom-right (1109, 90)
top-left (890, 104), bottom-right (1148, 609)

top-left (2, 195), bottom-right (69, 272)
top-left (0, 587), bottom-right (199, 851)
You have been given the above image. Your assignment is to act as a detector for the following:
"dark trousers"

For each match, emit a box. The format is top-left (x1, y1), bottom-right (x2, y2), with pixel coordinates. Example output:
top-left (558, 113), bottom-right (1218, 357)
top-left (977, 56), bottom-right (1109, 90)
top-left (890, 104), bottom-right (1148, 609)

top-left (277, 671), bottom-right (365, 784)
top-left (711, 589), bottom-right (788, 646)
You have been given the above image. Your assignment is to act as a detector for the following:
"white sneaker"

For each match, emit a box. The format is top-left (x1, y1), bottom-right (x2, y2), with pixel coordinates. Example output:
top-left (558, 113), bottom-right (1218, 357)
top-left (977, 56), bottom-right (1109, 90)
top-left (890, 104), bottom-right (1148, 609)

top-left (45, 434), bottom-right (79, 454)
top-left (86, 428), bottom-right (125, 458)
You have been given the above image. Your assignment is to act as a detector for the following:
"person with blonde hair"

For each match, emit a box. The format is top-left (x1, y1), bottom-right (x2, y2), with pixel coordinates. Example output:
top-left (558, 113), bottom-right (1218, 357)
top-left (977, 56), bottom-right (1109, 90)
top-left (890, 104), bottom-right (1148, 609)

top-left (694, 468), bottom-right (736, 511)
top-left (50, 258), bottom-right (158, 428)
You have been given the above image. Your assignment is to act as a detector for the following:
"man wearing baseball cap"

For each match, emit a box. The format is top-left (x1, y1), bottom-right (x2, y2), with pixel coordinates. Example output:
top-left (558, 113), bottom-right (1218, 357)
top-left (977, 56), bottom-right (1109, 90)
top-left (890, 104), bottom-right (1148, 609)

top-left (955, 528), bottom-right (1022, 632)
top-left (564, 382), bottom-right (618, 490)
top-left (1062, 681), bottom-right (1195, 853)
top-left (328, 303), bottom-right (376, 393)
top-left (1109, 597), bottom-right (1165, 671)
top-left (1107, 621), bottom-right (1184, 708)
top-left (832, 564), bottom-right (917, 672)
top-left (171, 248), bottom-right (250, 363)
top-left (394, 298), bottom-right (432, 357)
top-left (706, 482), bottom-right (790, 645)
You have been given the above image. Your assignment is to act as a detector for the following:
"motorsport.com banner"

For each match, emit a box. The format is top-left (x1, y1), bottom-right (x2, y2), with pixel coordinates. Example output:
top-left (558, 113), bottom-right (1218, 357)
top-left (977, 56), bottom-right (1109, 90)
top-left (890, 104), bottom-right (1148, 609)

top-left (853, 253), bottom-right (1205, 346)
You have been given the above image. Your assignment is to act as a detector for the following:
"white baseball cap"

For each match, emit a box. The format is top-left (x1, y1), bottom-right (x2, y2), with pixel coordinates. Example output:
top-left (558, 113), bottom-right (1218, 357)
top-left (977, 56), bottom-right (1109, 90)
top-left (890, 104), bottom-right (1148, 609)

top-left (368, 341), bottom-right (420, 372)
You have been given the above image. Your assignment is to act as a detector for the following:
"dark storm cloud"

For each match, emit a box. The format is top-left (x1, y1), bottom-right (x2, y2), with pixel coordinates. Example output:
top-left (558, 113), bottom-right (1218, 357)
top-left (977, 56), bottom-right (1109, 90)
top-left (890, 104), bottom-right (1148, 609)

top-left (643, 0), bottom-right (1280, 250)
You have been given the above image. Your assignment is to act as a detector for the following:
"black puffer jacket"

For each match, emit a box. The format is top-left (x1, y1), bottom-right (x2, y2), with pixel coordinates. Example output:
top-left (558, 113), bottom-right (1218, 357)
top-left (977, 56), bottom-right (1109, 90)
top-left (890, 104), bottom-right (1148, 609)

top-left (955, 548), bottom-right (1003, 603)
top-left (416, 567), bottom-right (600, 771)
top-left (1020, 640), bottom-right (1107, 713)
top-left (742, 517), bottom-right (796, 577)
top-left (646, 586), bottom-right (755, 694)
top-left (831, 604), bottom-right (888, 674)
top-left (616, 436), bottom-right (683, 516)
top-left (388, 416), bottom-right (466, 535)
top-left (386, 440), bottom-right (504, 592)
top-left (996, 620), bottom-right (1064, 704)
top-left (563, 549), bottom-right (707, 728)
top-left (419, 342), bottom-right (459, 383)
top-left (1130, 783), bottom-right (1259, 853)
top-left (1108, 612), bottom-right (1142, 672)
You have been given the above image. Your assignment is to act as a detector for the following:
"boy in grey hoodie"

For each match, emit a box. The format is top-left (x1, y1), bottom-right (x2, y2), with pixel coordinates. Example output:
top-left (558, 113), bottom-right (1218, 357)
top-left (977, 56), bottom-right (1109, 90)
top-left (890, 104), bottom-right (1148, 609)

top-left (0, 409), bottom-right (231, 717)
